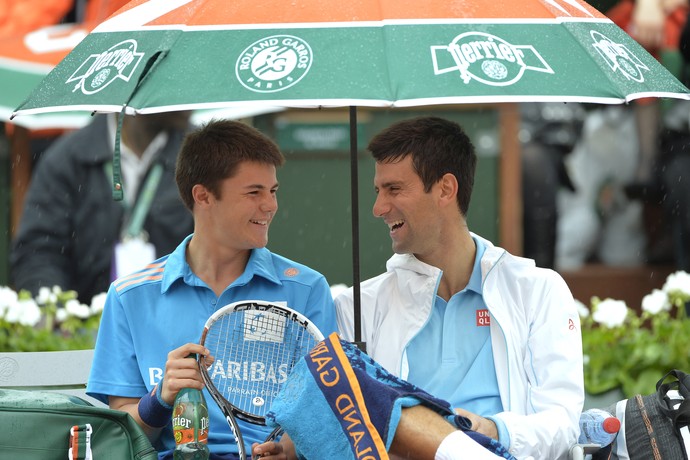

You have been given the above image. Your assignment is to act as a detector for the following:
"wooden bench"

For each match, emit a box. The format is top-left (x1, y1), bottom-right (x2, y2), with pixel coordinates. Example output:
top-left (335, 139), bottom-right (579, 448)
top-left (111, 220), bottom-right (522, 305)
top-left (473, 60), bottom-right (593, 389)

top-left (0, 349), bottom-right (106, 407)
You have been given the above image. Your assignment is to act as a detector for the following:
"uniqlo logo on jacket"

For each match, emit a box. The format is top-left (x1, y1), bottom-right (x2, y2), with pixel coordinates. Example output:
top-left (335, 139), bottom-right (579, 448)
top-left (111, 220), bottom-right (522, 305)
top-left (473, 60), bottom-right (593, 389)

top-left (476, 309), bottom-right (490, 326)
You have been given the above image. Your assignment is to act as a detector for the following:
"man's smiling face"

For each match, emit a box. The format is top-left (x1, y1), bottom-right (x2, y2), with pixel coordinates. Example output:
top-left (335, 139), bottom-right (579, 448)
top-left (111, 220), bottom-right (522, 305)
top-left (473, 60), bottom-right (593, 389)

top-left (210, 161), bottom-right (279, 251)
top-left (372, 155), bottom-right (443, 258)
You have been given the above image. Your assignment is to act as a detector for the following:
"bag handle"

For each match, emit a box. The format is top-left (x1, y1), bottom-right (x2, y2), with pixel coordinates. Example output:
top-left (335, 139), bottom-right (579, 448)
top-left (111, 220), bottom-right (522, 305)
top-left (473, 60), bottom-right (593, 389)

top-left (69, 424), bottom-right (93, 460)
top-left (656, 369), bottom-right (690, 428)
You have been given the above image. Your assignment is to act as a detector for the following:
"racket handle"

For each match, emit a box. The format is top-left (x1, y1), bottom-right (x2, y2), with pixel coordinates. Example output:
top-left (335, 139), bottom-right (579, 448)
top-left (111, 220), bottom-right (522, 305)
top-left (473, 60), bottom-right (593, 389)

top-left (265, 426), bottom-right (284, 443)
top-left (251, 427), bottom-right (284, 460)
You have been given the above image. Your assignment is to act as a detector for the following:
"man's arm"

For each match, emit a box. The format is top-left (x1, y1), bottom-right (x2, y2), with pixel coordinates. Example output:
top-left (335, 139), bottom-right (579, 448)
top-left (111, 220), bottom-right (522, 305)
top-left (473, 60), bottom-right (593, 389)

top-left (453, 408), bottom-right (498, 440)
top-left (492, 271), bottom-right (584, 459)
top-left (252, 406), bottom-right (505, 460)
top-left (389, 405), bottom-right (457, 460)
top-left (109, 343), bottom-right (210, 440)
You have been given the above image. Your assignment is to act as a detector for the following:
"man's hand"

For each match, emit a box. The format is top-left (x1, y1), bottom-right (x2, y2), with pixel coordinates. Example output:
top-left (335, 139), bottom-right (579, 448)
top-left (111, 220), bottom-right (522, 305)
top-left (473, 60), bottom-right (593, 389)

top-left (157, 343), bottom-right (211, 406)
top-left (454, 408), bottom-right (498, 440)
top-left (251, 433), bottom-right (297, 459)
top-left (108, 343), bottom-right (211, 438)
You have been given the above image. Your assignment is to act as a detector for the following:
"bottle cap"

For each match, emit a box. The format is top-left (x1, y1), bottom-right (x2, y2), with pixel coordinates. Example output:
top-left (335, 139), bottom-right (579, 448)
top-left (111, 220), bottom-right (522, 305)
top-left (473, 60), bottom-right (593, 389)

top-left (603, 417), bottom-right (621, 434)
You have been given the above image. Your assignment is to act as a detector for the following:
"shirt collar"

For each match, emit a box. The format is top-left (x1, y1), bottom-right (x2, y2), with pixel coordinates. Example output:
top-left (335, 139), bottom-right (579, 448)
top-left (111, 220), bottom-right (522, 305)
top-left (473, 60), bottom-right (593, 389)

top-left (161, 236), bottom-right (282, 293)
top-left (466, 235), bottom-right (486, 295)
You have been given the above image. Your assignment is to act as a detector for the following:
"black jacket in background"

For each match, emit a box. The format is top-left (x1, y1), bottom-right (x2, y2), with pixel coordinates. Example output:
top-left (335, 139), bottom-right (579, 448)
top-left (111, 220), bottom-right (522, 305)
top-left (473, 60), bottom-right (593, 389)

top-left (10, 115), bottom-right (194, 304)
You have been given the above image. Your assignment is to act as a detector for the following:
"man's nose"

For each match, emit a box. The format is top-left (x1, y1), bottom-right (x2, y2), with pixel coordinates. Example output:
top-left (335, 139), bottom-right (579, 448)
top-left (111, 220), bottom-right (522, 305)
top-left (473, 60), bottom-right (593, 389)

top-left (372, 194), bottom-right (388, 217)
top-left (261, 194), bottom-right (278, 213)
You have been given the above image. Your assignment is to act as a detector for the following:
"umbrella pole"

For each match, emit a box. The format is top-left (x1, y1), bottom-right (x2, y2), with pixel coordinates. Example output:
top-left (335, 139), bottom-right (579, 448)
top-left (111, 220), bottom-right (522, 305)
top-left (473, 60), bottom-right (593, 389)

top-left (349, 106), bottom-right (365, 352)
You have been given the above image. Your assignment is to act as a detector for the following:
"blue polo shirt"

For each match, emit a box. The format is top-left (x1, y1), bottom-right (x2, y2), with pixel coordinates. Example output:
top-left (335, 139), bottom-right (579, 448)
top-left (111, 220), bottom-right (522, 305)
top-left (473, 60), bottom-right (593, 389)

top-left (406, 237), bottom-right (509, 446)
top-left (87, 235), bottom-right (338, 458)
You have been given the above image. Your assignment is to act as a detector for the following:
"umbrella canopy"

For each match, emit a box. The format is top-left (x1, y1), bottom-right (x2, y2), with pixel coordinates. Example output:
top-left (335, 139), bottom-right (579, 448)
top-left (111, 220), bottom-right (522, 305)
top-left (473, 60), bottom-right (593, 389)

top-left (0, 22), bottom-right (283, 129)
top-left (11, 0), bottom-right (690, 348)
top-left (11, 0), bottom-right (690, 117)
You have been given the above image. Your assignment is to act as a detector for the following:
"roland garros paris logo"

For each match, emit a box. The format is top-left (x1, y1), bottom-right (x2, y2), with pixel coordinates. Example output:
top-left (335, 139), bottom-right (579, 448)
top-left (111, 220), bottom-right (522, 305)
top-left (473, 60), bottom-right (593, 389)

top-left (591, 30), bottom-right (648, 82)
top-left (431, 32), bottom-right (553, 86)
top-left (67, 39), bottom-right (144, 95)
top-left (236, 35), bottom-right (313, 93)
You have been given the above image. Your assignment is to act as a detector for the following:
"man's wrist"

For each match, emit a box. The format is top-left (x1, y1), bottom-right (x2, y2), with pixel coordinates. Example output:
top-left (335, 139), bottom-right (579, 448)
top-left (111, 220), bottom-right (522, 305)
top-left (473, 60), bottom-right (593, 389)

top-left (138, 384), bottom-right (173, 428)
top-left (485, 415), bottom-right (510, 447)
top-left (155, 382), bottom-right (173, 409)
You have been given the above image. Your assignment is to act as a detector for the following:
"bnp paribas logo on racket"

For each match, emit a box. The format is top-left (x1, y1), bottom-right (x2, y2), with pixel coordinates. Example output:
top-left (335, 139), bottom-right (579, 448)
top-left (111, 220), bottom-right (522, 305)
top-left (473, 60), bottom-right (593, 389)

top-left (590, 30), bottom-right (648, 82)
top-left (431, 32), bottom-right (554, 86)
top-left (236, 35), bottom-right (313, 93)
top-left (67, 39), bottom-right (144, 95)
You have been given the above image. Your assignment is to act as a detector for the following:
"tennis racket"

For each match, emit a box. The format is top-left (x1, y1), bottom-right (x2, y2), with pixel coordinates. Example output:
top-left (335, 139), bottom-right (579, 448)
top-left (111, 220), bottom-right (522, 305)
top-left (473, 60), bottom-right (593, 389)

top-left (199, 300), bottom-right (324, 459)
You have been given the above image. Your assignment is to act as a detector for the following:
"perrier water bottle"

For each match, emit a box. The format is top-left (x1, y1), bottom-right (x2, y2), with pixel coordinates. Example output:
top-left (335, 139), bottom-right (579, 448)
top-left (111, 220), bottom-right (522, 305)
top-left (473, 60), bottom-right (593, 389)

top-left (172, 361), bottom-right (210, 459)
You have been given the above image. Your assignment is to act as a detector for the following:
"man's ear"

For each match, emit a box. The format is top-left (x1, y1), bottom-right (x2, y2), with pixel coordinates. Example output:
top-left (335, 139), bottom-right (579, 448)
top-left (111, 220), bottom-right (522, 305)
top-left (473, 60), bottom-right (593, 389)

top-left (438, 173), bottom-right (459, 208)
top-left (192, 184), bottom-right (211, 206)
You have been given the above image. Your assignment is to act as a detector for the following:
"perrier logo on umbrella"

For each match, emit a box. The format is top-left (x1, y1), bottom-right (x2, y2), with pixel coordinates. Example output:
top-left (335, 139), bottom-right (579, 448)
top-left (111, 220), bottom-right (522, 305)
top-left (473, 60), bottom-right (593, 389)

top-left (431, 32), bottom-right (554, 86)
top-left (66, 40), bottom-right (144, 95)
top-left (590, 30), bottom-right (648, 83)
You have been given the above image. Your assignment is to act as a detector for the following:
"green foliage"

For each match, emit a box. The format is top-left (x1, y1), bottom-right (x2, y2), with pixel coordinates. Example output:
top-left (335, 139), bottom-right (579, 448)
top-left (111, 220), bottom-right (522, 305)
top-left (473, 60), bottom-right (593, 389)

top-left (0, 286), bottom-right (103, 352)
top-left (582, 274), bottom-right (690, 398)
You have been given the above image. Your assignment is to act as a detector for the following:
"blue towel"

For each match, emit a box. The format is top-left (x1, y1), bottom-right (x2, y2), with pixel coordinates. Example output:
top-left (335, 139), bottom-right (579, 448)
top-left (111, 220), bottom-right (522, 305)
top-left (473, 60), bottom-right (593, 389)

top-left (266, 333), bottom-right (516, 459)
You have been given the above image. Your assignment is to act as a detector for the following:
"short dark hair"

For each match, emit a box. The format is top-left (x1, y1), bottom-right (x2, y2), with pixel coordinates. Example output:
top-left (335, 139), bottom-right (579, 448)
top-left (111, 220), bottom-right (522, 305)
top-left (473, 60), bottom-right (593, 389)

top-left (175, 119), bottom-right (285, 211)
top-left (367, 116), bottom-right (476, 216)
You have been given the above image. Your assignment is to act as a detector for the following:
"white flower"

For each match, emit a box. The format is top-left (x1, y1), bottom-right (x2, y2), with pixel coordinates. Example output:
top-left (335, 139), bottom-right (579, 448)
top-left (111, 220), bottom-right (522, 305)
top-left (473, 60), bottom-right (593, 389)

top-left (36, 286), bottom-right (57, 306)
top-left (16, 299), bottom-right (41, 327)
top-left (90, 292), bottom-right (107, 314)
top-left (575, 299), bottom-right (590, 318)
top-left (55, 308), bottom-right (69, 322)
top-left (592, 298), bottom-right (629, 328)
top-left (2, 298), bottom-right (40, 327)
top-left (641, 289), bottom-right (671, 315)
top-left (65, 299), bottom-right (92, 319)
top-left (2, 297), bottom-right (21, 323)
top-left (662, 271), bottom-right (690, 297)
top-left (0, 286), bottom-right (18, 311)
top-left (329, 283), bottom-right (349, 299)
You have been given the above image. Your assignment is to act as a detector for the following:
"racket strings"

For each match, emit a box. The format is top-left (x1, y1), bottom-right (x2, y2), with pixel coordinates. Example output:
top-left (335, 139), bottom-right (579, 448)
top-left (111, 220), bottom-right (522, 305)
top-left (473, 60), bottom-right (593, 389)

top-left (204, 307), bottom-right (320, 418)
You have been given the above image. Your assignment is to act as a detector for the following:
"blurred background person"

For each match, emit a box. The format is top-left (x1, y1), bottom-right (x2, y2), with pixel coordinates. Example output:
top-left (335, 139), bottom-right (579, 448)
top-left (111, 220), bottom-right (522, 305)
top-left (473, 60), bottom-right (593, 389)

top-left (10, 111), bottom-right (195, 304)
top-left (524, 0), bottom-right (690, 272)
top-left (521, 102), bottom-right (584, 269)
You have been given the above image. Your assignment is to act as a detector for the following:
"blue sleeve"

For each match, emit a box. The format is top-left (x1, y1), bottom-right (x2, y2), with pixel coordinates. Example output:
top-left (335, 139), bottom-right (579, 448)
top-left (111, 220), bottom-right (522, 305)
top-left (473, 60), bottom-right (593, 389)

top-left (305, 275), bottom-right (338, 337)
top-left (86, 285), bottom-right (147, 404)
top-left (487, 415), bottom-right (511, 451)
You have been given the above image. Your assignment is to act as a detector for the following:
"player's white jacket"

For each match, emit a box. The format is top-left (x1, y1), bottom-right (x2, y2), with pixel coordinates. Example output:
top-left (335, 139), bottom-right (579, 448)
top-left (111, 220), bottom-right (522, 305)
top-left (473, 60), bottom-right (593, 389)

top-left (335, 233), bottom-right (584, 460)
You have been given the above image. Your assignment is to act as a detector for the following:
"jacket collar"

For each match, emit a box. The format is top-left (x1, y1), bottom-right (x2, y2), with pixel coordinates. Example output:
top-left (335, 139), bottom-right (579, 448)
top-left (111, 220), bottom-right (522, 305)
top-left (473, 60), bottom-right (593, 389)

top-left (74, 114), bottom-right (190, 171)
top-left (385, 232), bottom-right (505, 281)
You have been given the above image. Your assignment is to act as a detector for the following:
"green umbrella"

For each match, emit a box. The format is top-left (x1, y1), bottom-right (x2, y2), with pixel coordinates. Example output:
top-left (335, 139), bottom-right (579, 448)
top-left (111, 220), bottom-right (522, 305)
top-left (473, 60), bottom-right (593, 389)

top-left (0, 23), bottom-right (282, 128)
top-left (12, 0), bottom-right (690, 347)
top-left (11, 0), bottom-right (690, 116)
top-left (1, 23), bottom-right (92, 129)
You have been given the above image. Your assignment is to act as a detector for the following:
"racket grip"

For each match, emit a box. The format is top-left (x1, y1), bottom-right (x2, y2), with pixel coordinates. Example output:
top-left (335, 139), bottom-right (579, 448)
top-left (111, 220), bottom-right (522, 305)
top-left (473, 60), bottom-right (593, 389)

top-left (251, 427), bottom-right (284, 460)
top-left (265, 426), bottom-right (283, 443)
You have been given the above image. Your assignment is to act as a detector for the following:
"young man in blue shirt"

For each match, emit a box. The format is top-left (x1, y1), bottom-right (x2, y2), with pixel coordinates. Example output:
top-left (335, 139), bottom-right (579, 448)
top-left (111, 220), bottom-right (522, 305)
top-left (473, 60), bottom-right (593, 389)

top-left (87, 119), bottom-right (338, 459)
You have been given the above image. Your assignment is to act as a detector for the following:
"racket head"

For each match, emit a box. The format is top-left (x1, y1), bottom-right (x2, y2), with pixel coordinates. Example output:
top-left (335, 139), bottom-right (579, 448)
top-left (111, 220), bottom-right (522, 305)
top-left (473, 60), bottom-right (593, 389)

top-left (199, 300), bottom-right (324, 425)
